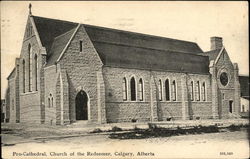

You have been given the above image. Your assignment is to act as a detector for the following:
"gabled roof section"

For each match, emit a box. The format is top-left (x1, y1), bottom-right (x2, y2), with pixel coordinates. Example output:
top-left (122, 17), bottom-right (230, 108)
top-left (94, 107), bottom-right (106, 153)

top-left (84, 24), bottom-right (203, 54)
top-left (46, 27), bottom-right (77, 66)
top-left (7, 67), bottom-right (16, 80)
top-left (32, 15), bottom-right (208, 72)
top-left (201, 49), bottom-right (221, 61)
top-left (93, 41), bottom-right (209, 74)
top-left (33, 15), bottom-right (203, 55)
top-left (32, 16), bottom-right (78, 55)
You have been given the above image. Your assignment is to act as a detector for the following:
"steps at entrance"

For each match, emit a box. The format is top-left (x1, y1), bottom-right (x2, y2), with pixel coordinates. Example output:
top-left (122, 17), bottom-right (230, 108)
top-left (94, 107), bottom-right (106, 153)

top-left (67, 120), bottom-right (90, 127)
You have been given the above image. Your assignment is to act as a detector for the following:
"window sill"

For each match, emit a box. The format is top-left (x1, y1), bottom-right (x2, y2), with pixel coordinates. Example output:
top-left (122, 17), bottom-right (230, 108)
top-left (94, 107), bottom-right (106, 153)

top-left (157, 101), bottom-right (181, 103)
top-left (21, 91), bottom-right (38, 95)
top-left (123, 100), bottom-right (146, 103)
top-left (188, 101), bottom-right (211, 103)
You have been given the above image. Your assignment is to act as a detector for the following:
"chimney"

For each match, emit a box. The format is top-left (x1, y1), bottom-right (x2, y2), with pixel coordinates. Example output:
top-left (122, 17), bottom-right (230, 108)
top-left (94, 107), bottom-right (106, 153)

top-left (210, 37), bottom-right (223, 50)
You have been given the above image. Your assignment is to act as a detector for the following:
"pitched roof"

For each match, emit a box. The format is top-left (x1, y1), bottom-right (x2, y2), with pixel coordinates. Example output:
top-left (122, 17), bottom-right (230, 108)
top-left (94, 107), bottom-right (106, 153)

top-left (7, 67), bottom-right (16, 80)
top-left (33, 16), bottom-right (209, 73)
top-left (92, 41), bottom-right (209, 74)
top-left (84, 24), bottom-right (203, 54)
top-left (46, 27), bottom-right (77, 66)
top-left (32, 16), bottom-right (78, 55)
top-left (201, 49), bottom-right (221, 61)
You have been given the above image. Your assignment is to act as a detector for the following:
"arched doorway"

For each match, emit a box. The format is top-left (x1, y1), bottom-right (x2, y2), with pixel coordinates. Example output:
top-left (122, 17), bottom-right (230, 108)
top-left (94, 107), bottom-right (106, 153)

top-left (75, 90), bottom-right (88, 120)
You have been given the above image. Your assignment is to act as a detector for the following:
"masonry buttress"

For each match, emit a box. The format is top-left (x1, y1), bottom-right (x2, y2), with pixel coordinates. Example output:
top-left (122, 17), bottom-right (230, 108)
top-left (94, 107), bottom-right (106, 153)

top-left (56, 69), bottom-right (70, 125)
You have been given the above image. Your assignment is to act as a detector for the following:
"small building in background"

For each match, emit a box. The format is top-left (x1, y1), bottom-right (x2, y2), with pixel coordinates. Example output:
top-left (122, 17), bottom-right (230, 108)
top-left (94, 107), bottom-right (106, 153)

top-left (239, 75), bottom-right (249, 118)
top-left (1, 99), bottom-right (6, 122)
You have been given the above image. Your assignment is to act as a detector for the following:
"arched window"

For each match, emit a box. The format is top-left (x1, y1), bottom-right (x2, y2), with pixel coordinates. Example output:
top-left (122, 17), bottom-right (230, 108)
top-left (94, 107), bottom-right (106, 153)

top-left (196, 81), bottom-right (200, 101)
top-left (48, 98), bottom-right (50, 108)
top-left (122, 77), bottom-right (127, 101)
top-left (22, 60), bottom-right (25, 93)
top-left (51, 97), bottom-right (53, 107)
top-left (190, 81), bottom-right (194, 101)
top-left (202, 82), bottom-right (206, 101)
top-left (34, 54), bottom-right (38, 91)
top-left (130, 77), bottom-right (136, 101)
top-left (158, 79), bottom-right (162, 101)
top-left (172, 80), bottom-right (177, 101)
top-left (165, 79), bottom-right (170, 101)
top-left (139, 78), bottom-right (143, 101)
top-left (28, 44), bottom-right (32, 92)
top-left (48, 94), bottom-right (53, 107)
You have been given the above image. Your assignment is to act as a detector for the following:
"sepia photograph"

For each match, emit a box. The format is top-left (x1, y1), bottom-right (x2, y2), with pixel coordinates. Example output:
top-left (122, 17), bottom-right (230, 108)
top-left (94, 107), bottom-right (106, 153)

top-left (1, 1), bottom-right (249, 159)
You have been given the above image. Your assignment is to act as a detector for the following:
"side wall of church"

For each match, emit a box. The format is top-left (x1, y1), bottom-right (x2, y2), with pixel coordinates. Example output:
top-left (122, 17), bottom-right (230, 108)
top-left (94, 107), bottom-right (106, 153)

top-left (103, 66), bottom-right (212, 123)
top-left (8, 78), bottom-right (16, 123)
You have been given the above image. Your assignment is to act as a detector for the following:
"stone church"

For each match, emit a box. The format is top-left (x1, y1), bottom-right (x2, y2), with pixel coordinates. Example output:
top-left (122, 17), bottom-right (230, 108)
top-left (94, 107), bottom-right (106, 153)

top-left (5, 9), bottom-right (241, 125)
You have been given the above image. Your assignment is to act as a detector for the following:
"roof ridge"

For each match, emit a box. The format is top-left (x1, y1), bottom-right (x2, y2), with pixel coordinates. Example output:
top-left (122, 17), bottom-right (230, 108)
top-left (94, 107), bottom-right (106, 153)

top-left (239, 74), bottom-right (249, 77)
top-left (32, 15), bottom-right (78, 25)
top-left (54, 26), bottom-right (78, 40)
top-left (84, 24), bottom-right (200, 45)
top-left (203, 49), bottom-right (221, 53)
top-left (7, 67), bottom-right (16, 80)
top-left (31, 15), bottom-right (200, 46)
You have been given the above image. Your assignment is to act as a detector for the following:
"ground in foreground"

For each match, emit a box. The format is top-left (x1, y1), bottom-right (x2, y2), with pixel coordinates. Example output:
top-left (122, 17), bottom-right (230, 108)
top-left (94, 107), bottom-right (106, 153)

top-left (2, 129), bottom-right (249, 159)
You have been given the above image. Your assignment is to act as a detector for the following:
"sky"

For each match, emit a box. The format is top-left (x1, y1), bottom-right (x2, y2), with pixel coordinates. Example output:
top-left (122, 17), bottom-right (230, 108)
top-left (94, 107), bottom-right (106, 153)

top-left (1, 1), bottom-right (249, 98)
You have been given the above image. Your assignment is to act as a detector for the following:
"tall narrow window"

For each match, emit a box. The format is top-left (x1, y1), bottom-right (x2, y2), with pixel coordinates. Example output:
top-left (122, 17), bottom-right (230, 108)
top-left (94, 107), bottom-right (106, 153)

top-left (196, 81), bottom-right (200, 101)
top-left (51, 97), bottom-right (53, 107)
top-left (28, 44), bottom-right (32, 92)
top-left (172, 80), bottom-right (177, 101)
top-left (229, 100), bottom-right (233, 113)
top-left (190, 81), bottom-right (194, 101)
top-left (80, 40), bottom-right (83, 52)
top-left (165, 79), bottom-right (170, 101)
top-left (158, 80), bottom-right (162, 101)
top-left (48, 98), bottom-right (50, 108)
top-left (139, 78), bottom-right (143, 101)
top-left (23, 60), bottom-right (25, 93)
top-left (202, 82), bottom-right (206, 101)
top-left (130, 77), bottom-right (136, 101)
top-left (34, 54), bottom-right (38, 91)
top-left (48, 94), bottom-right (53, 108)
top-left (122, 78), bottom-right (127, 101)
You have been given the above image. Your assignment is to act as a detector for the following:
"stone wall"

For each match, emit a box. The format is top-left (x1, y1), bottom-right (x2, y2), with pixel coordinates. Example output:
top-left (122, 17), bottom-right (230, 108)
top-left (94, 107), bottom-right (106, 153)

top-left (44, 65), bottom-right (57, 125)
top-left (59, 25), bottom-right (104, 123)
top-left (214, 49), bottom-right (241, 118)
top-left (9, 78), bottom-right (16, 123)
top-left (103, 66), bottom-right (212, 123)
top-left (18, 17), bottom-right (43, 123)
top-left (15, 60), bottom-right (20, 123)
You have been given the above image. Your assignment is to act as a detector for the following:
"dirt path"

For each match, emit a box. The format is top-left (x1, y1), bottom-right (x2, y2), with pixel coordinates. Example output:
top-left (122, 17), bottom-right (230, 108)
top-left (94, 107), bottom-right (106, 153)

top-left (2, 129), bottom-right (249, 159)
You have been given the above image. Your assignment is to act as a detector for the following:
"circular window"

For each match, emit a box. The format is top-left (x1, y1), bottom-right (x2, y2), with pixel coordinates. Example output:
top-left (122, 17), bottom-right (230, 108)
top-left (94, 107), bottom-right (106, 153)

top-left (220, 72), bottom-right (229, 86)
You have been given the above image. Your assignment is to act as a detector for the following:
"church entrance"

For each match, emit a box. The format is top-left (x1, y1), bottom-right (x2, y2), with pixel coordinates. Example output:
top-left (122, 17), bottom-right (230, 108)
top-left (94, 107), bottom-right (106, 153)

top-left (75, 90), bottom-right (88, 120)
